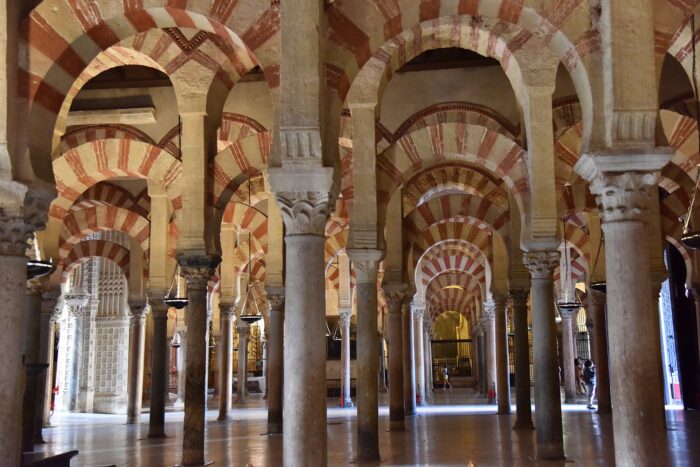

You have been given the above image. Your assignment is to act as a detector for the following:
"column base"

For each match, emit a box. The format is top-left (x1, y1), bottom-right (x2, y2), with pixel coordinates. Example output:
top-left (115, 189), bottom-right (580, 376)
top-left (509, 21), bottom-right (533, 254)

top-left (512, 419), bottom-right (534, 430)
top-left (389, 420), bottom-right (405, 431)
top-left (267, 422), bottom-right (282, 434)
top-left (497, 407), bottom-right (512, 415)
top-left (216, 414), bottom-right (230, 422)
top-left (147, 431), bottom-right (167, 439)
top-left (537, 444), bottom-right (565, 460)
top-left (126, 416), bottom-right (139, 425)
top-left (340, 399), bottom-right (354, 408)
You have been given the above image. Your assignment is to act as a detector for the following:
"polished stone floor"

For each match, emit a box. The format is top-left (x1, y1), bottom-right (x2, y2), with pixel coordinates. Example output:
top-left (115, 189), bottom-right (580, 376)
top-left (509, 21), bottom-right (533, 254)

top-left (36, 389), bottom-right (700, 466)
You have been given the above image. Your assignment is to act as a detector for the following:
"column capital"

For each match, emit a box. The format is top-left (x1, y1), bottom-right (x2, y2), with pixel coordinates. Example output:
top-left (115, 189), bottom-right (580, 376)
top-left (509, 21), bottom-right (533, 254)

top-left (339, 309), bottom-right (352, 326)
top-left (236, 319), bottom-right (250, 335)
top-left (177, 254), bottom-right (221, 290)
top-left (219, 300), bottom-right (239, 319)
top-left (129, 302), bottom-right (149, 323)
top-left (509, 288), bottom-right (530, 308)
top-left (27, 278), bottom-right (45, 296)
top-left (523, 250), bottom-right (559, 279)
top-left (274, 191), bottom-right (333, 236)
top-left (412, 302), bottom-right (426, 320)
top-left (482, 301), bottom-right (496, 322)
top-left (491, 293), bottom-right (507, 309)
top-left (557, 305), bottom-right (577, 320)
top-left (382, 283), bottom-right (408, 310)
top-left (587, 288), bottom-right (607, 309)
top-left (575, 151), bottom-right (672, 223)
top-left (0, 185), bottom-right (53, 256)
top-left (265, 286), bottom-right (285, 312)
top-left (147, 290), bottom-right (170, 318)
top-left (348, 248), bottom-right (382, 284)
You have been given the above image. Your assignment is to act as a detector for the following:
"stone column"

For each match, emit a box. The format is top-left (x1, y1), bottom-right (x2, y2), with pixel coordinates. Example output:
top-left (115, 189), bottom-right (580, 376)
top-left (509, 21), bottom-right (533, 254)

top-left (384, 285), bottom-right (406, 431)
top-left (524, 251), bottom-right (564, 459)
top-left (691, 285), bottom-right (700, 362)
top-left (0, 197), bottom-right (49, 465)
top-left (349, 249), bottom-right (382, 461)
top-left (582, 163), bottom-right (669, 465)
top-left (127, 302), bottom-right (148, 424)
top-left (23, 279), bottom-right (46, 451)
top-left (482, 306), bottom-right (497, 399)
top-left (175, 328), bottom-right (187, 407)
top-left (510, 289), bottom-right (534, 429)
top-left (40, 296), bottom-right (60, 429)
top-left (266, 288), bottom-right (285, 433)
top-left (339, 309), bottom-right (353, 407)
top-left (78, 298), bottom-right (99, 413)
top-left (493, 295), bottom-right (511, 414)
top-left (413, 304), bottom-right (426, 406)
top-left (148, 295), bottom-right (169, 438)
top-left (471, 325), bottom-right (480, 392)
top-left (588, 289), bottom-right (611, 413)
top-left (274, 191), bottom-right (332, 467)
top-left (558, 305), bottom-right (578, 404)
top-left (235, 320), bottom-right (249, 403)
top-left (423, 316), bottom-right (433, 400)
top-left (378, 333), bottom-right (388, 392)
top-left (217, 301), bottom-right (236, 421)
top-left (179, 255), bottom-right (220, 466)
top-left (402, 298), bottom-right (417, 416)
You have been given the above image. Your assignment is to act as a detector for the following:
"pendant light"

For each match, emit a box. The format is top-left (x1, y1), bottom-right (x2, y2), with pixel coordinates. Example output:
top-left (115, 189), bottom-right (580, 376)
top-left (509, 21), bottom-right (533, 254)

top-left (681, 13), bottom-right (700, 250)
top-left (557, 216), bottom-right (582, 313)
top-left (239, 180), bottom-right (262, 324)
top-left (589, 231), bottom-right (606, 293)
top-left (27, 233), bottom-right (53, 280)
top-left (164, 263), bottom-right (188, 309)
top-left (171, 312), bottom-right (181, 348)
top-left (332, 320), bottom-right (342, 341)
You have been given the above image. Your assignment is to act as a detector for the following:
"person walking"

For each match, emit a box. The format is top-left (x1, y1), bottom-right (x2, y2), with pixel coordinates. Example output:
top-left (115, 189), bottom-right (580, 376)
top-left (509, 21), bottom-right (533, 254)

top-left (442, 366), bottom-right (452, 389)
top-left (582, 359), bottom-right (596, 409)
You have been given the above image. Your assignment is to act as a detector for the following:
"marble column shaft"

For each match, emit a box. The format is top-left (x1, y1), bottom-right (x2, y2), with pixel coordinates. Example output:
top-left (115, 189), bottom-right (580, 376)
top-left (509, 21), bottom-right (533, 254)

top-left (524, 251), bottom-right (565, 459)
top-left (402, 299), bottom-right (417, 416)
top-left (413, 305), bottom-right (426, 405)
top-left (350, 249), bottom-right (382, 462)
top-left (559, 307), bottom-right (578, 404)
top-left (41, 303), bottom-right (59, 428)
top-left (510, 289), bottom-right (534, 429)
top-left (148, 297), bottom-right (169, 438)
top-left (236, 321), bottom-right (250, 402)
top-left (423, 318), bottom-right (433, 400)
top-left (266, 288), bottom-right (284, 433)
top-left (384, 286), bottom-right (406, 431)
top-left (339, 309), bottom-right (353, 408)
top-left (588, 168), bottom-right (668, 466)
top-left (493, 295), bottom-right (511, 413)
top-left (217, 302), bottom-right (235, 421)
top-left (588, 290), bottom-right (611, 413)
top-left (482, 308), bottom-right (497, 397)
top-left (23, 280), bottom-right (45, 452)
top-left (127, 302), bottom-right (148, 424)
top-left (179, 255), bottom-right (220, 466)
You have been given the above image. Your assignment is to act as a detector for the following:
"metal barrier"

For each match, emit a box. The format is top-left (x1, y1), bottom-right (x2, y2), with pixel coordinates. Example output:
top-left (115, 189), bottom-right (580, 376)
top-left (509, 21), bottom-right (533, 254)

top-left (431, 339), bottom-right (472, 377)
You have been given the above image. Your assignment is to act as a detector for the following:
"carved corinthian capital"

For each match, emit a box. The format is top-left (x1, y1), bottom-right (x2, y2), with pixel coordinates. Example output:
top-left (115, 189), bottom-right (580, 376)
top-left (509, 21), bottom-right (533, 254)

top-left (523, 251), bottom-right (559, 280)
top-left (482, 301), bottom-right (496, 321)
top-left (177, 254), bottom-right (221, 290)
top-left (509, 288), bottom-right (529, 309)
top-left (0, 186), bottom-right (53, 256)
top-left (382, 283), bottom-right (408, 311)
top-left (275, 191), bottom-right (332, 236)
top-left (348, 249), bottom-right (382, 285)
top-left (266, 286), bottom-right (285, 312)
top-left (589, 171), bottom-right (658, 223)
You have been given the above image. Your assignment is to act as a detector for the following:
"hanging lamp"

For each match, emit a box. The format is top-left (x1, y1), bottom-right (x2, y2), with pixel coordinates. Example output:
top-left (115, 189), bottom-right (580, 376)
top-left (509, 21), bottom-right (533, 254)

top-left (164, 264), bottom-right (188, 309)
top-left (332, 320), bottom-right (342, 341)
top-left (239, 179), bottom-right (262, 324)
top-left (681, 13), bottom-right (700, 249)
top-left (27, 233), bottom-right (53, 280)
top-left (556, 216), bottom-right (582, 313)
top-left (171, 313), bottom-right (181, 348)
top-left (589, 231), bottom-right (606, 293)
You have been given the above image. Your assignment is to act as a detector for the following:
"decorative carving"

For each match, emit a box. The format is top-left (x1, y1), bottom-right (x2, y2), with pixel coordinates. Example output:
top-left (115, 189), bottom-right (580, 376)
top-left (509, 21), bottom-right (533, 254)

top-left (412, 302), bottom-right (426, 320)
top-left (220, 300), bottom-right (239, 319)
top-left (280, 128), bottom-right (322, 161)
top-left (611, 110), bottom-right (656, 146)
top-left (481, 301), bottom-right (496, 321)
top-left (509, 288), bottom-right (530, 309)
top-left (0, 186), bottom-right (53, 256)
top-left (147, 290), bottom-right (169, 318)
top-left (266, 286), bottom-right (285, 312)
top-left (236, 319), bottom-right (250, 336)
top-left (128, 302), bottom-right (148, 324)
top-left (589, 171), bottom-right (657, 223)
top-left (41, 290), bottom-right (60, 320)
top-left (339, 310), bottom-right (352, 326)
top-left (177, 255), bottom-right (221, 290)
top-left (523, 251), bottom-right (560, 280)
top-left (275, 191), bottom-right (332, 236)
top-left (382, 283), bottom-right (408, 311)
top-left (348, 249), bottom-right (382, 285)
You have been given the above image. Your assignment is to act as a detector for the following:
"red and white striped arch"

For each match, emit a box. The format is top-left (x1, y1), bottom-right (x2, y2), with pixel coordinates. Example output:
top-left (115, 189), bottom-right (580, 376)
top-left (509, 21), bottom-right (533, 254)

top-left (73, 183), bottom-right (150, 219)
top-left (221, 203), bottom-right (268, 244)
top-left (61, 239), bottom-right (132, 283)
top-left (51, 139), bottom-right (182, 220)
top-left (24, 0), bottom-right (280, 180)
top-left (58, 205), bottom-right (150, 261)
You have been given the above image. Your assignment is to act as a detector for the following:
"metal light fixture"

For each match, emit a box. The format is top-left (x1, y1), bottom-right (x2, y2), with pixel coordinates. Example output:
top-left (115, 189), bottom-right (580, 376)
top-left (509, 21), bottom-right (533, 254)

top-left (557, 216), bottom-right (582, 313)
top-left (27, 233), bottom-right (53, 280)
top-left (681, 13), bottom-right (700, 250)
top-left (589, 232), bottom-right (606, 294)
top-left (239, 180), bottom-right (262, 324)
top-left (164, 264), bottom-right (188, 309)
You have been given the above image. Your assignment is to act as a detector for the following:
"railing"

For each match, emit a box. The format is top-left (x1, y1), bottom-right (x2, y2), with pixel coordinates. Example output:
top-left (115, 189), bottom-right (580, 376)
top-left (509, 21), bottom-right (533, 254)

top-left (431, 339), bottom-right (472, 377)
